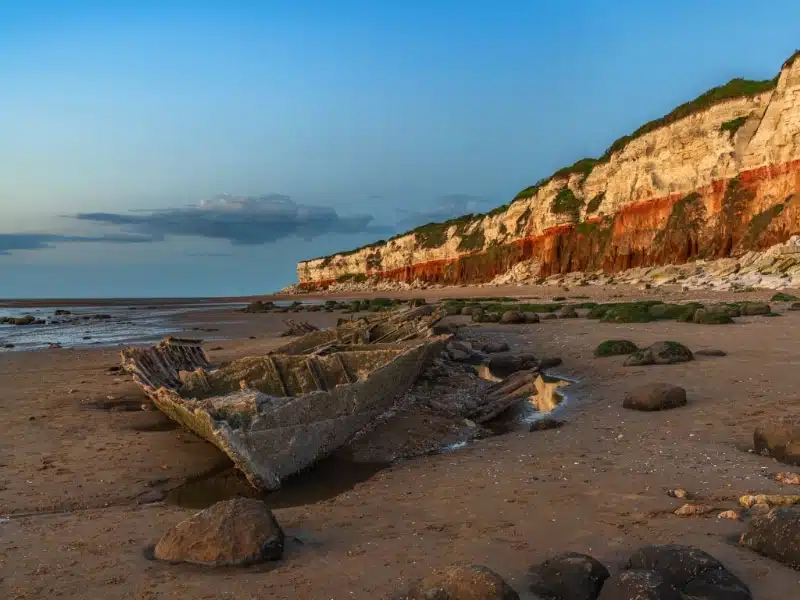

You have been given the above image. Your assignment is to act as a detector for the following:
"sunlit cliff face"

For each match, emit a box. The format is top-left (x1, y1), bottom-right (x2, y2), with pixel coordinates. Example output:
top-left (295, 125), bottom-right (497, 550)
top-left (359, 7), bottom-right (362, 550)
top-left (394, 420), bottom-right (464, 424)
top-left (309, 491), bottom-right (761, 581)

top-left (297, 55), bottom-right (800, 290)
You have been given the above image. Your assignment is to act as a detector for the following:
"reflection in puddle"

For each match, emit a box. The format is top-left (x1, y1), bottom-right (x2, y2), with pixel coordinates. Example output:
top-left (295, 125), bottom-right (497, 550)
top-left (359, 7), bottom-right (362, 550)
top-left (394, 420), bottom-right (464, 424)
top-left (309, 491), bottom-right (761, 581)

top-left (166, 453), bottom-right (389, 510)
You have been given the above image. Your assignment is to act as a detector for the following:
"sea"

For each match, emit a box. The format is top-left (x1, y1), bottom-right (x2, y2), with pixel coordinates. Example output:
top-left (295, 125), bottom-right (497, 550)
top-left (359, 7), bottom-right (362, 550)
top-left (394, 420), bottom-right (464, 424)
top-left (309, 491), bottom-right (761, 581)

top-left (0, 302), bottom-right (249, 352)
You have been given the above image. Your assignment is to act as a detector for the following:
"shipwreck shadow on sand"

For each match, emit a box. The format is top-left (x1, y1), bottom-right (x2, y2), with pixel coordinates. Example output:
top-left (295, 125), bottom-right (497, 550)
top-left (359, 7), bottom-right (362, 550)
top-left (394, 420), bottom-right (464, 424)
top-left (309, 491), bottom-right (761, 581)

top-left (165, 451), bottom-right (391, 511)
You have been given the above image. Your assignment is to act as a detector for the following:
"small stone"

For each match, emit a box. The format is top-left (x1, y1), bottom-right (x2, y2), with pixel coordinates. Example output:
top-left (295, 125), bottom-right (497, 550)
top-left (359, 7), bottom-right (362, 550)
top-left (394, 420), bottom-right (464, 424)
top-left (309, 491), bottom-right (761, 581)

top-left (399, 563), bottom-right (519, 600)
top-left (674, 503), bottom-right (714, 517)
top-left (623, 383), bottom-right (687, 412)
top-left (717, 510), bottom-right (741, 521)
top-left (740, 508), bottom-right (800, 569)
top-left (667, 488), bottom-right (689, 499)
top-left (530, 418), bottom-right (564, 432)
top-left (537, 357), bottom-right (563, 370)
top-left (481, 341), bottom-right (510, 354)
top-left (153, 498), bottom-right (284, 567)
top-left (775, 471), bottom-right (800, 485)
top-left (463, 418), bottom-right (477, 428)
top-left (528, 552), bottom-right (609, 600)
top-left (738, 494), bottom-right (800, 508)
top-left (694, 349), bottom-right (727, 357)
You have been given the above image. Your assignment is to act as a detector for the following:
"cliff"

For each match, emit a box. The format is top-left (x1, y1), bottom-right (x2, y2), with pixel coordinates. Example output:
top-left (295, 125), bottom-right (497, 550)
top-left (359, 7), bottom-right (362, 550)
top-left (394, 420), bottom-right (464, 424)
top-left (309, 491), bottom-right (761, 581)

top-left (297, 52), bottom-right (800, 290)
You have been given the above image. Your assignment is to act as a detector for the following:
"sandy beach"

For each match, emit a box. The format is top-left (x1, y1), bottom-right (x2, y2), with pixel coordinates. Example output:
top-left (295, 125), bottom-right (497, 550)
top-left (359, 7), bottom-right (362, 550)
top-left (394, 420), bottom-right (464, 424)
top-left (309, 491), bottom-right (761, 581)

top-left (2, 286), bottom-right (799, 599)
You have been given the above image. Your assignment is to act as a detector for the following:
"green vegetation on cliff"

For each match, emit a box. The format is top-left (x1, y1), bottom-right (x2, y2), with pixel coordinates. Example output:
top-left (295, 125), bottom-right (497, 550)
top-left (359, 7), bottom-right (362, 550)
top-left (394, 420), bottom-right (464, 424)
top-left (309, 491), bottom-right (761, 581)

top-left (720, 116), bottom-right (748, 137)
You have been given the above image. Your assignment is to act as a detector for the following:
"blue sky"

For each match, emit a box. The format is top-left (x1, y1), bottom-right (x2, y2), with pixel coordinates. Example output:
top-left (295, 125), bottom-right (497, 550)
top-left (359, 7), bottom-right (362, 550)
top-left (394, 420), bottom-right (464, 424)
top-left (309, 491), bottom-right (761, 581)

top-left (1, 1), bottom-right (798, 298)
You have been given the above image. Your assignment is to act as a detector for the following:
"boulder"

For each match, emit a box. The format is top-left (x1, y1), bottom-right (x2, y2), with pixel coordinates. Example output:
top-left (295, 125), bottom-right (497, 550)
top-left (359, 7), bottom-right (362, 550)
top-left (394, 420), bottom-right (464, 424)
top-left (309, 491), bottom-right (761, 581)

top-left (741, 302), bottom-right (771, 316)
top-left (153, 498), bottom-right (284, 566)
top-left (461, 306), bottom-right (477, 316)
top-left (12, 315), bottom-right (36, 326)
top-left (484, 312), bottom-right (501, 323)
top-left (481, 341), bottom-right (510, 354)
top-left (624, 341), bottom-right (693, 366)
top-left (528, 552), bottom-right (609, 600)
top-left (624, 545), bottom-right (725, 589)
top-left (485, 352), bottom-right (538, 379)
top-left (500, 311), bottom-right (524, 324)
top-left (471, 308), bottom-right (486, 322)
top-left (595, 340), bottom-right (638, 357)
top-left (558, 306), bottom-right (578, 319)
top-left (789, 302), bottom-right (800, 311)
top-left (623, 383), bottom-right (687, 412)
top-left (740, 508), bottom-right (800, 569)
top-left (542, 313), bottom-right (558, 320)
top-left (523, 312), bottom-right (540, 324)
top-left (597, 570), bottom-right (680, 600)
top-left (753, 416), bottom-right (800, 465)
top-left (399, 564), bottom-right (519, 600)
top-left (681, 568), bottom-right (752, 600)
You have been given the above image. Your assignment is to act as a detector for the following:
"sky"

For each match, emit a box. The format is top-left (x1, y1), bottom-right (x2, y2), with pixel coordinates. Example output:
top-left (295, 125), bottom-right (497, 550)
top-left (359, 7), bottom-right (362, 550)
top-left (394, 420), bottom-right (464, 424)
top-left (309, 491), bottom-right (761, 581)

top-left (1, 1), bottom-right (798, 298)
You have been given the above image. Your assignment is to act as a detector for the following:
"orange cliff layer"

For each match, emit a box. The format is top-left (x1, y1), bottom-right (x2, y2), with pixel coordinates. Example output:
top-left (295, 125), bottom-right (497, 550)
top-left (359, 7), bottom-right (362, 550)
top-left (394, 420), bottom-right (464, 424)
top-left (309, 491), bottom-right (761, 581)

top-left (300, 159), bottom-right (800, 290)
top-left (296, 53), bottom-right (800, 290)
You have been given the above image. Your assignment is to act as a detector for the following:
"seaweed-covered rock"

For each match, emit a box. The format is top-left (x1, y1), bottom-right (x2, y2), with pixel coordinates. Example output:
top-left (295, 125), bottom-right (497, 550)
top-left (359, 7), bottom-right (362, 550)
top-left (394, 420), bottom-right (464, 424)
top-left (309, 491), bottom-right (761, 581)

top-left (771, 292), bottom-right (799, 302)
top-left (558, 306), bottom-right (578, 319)
top-left (461, 306), bottom-right (478, 316)
top-left (740, 508), bottom-right (800, 569)
top-left (528, 552), bottom-right (609, 600)
top-left (624, 341), bottom-right (693, 366)
top-left (753, 416), bottom-right (800, 465)
top-left (586, 305), bottom-right (608, 319)
top-left (242, 301), bottom-right (275, 313)
top-left (398, 564), bottom-right (519, 600)
top-left (597, 570), bottom-right (680, 600)
top-left (693, 309), bottom-right (734, 324)
top-left (153, 498), bottom-right (284, 566)
top-left (595, 340), bottom-right (638, 357)
top-left (623, 383), bottom-right (687, 412)
top-left (500, 311), bottom-right (524, 324)
top-left (484, 312), bottom-right (502, 323)
top-left (471, 308), bottom-right (486, 323)
top-left (741, 302), bottom-right (771, 316)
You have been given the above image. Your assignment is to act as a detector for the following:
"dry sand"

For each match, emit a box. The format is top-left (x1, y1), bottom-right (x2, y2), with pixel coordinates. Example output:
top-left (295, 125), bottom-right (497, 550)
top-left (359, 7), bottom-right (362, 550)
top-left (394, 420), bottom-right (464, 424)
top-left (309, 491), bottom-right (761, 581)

top-left (2, 287), bottom-right (800, 599)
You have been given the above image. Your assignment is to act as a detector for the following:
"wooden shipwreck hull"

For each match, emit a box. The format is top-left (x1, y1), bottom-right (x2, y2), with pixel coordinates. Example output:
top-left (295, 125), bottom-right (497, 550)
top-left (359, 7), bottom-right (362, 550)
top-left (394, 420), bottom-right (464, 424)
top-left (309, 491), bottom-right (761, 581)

top-left (122, 322), bottom-right (448, 491)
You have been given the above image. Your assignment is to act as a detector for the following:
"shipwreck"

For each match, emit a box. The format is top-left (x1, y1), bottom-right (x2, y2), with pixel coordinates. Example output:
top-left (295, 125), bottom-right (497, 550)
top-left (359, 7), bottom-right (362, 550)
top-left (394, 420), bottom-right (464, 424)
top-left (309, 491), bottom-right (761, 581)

top-left (121, 307), bottom-right (448, 491)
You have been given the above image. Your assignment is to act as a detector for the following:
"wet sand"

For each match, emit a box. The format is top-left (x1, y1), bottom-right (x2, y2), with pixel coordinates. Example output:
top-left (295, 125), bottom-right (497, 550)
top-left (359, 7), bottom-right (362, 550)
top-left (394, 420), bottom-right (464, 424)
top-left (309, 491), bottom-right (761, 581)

top-left (2, 290), bottom-right (800, 599)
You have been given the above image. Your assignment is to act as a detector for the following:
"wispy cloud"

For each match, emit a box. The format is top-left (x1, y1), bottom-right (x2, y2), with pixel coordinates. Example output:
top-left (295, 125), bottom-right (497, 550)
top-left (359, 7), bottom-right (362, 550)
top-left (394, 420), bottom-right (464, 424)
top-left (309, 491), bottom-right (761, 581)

top-left (74, 194), bottom-right (384, 245)
top-left (0, 232), bottom-right (158, 255)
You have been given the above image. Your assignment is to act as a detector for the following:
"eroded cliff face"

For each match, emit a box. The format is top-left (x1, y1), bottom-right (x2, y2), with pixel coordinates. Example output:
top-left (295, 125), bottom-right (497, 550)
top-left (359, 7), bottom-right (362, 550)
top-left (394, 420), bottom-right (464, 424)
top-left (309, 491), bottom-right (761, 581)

top-left (298, 54), bottom-right (800, 289)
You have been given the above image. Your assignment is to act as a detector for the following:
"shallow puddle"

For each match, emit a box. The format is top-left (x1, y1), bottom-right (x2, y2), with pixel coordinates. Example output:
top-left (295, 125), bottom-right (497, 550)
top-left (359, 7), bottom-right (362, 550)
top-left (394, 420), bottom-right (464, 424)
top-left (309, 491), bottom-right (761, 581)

top-left (166, 453), bottom-right (390, 510)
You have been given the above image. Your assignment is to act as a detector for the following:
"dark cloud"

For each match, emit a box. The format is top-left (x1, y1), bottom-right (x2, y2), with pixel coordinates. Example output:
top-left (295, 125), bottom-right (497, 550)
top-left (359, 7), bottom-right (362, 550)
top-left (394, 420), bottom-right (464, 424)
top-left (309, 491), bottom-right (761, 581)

top-left (74, 194), bottom-right (382, 245)
top-left (395, 194), bottom-right (492, 230)
top-left (0, 232), bottom-right (158, 255)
